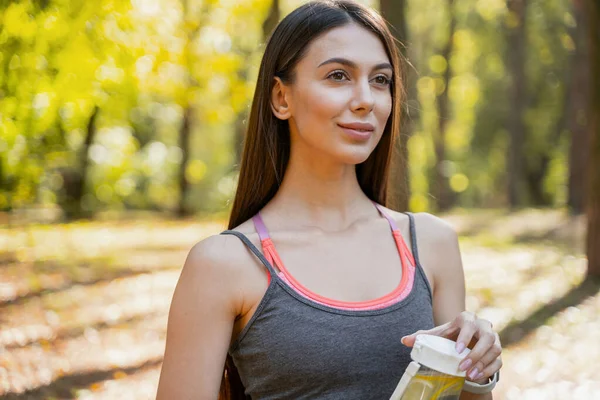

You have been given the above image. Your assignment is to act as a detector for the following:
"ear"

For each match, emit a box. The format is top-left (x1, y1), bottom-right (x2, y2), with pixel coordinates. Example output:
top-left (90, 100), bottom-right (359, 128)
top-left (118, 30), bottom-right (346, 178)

top-left (270, 77), bottom-right (292, 120)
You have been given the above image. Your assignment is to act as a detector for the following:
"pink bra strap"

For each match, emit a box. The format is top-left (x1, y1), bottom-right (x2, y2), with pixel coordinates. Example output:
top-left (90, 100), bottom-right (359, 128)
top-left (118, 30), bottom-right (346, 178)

top-left (252, 212), bottom-right (271, 241)
top-left (372, 201), bottom-right (399, 231)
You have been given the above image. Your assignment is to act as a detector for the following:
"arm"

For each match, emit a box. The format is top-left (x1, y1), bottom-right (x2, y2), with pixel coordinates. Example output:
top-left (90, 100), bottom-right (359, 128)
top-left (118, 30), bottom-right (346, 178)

top-left (156, 235), bottom-right (242, 400)
top-left (412, 213), bottom-right (496, 400)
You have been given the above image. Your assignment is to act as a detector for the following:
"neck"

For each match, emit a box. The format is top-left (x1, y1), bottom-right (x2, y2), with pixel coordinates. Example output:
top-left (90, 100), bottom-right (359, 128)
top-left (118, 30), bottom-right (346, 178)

top-left (265, 141), bottom-right (376, 232)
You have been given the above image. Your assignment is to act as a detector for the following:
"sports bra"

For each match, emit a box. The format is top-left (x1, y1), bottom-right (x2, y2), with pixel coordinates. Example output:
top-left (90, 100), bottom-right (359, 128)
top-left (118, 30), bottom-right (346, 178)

top-left (220, 204), bottom-right (434, 399)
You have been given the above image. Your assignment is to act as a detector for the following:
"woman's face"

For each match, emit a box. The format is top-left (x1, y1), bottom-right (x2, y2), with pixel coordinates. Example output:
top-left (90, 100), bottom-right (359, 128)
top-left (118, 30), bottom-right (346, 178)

top-left (274, 22), bottom-right (393, 165)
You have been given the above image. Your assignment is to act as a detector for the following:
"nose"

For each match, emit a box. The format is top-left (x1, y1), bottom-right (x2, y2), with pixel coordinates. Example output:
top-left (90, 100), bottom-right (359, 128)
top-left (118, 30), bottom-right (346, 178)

top-left (350, 78), bottom-right (375, 113)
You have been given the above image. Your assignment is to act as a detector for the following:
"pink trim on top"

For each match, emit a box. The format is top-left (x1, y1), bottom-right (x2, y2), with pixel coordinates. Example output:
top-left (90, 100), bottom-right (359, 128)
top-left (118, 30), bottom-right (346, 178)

top-left (252, 213), bottom-right (272, 285)
top-left (253, 212), bottom-right (270, 241)
top-left (251, 205), bottom-right (417, 311)
top-left (373, 201), bottom-right (399, 231)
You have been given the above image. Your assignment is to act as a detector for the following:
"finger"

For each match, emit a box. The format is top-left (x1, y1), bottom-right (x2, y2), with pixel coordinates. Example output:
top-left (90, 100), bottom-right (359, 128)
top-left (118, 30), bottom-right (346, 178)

top-left (460, 330), bottom-right (496, 380)
top-left (441, 318), bottom-right (462, 341)
top-left (470, 357), bottom-right (503, 383)
top-left (454, 312), bottom-right (478, 355)
top-left (470, 332), bottom-right (502, 375)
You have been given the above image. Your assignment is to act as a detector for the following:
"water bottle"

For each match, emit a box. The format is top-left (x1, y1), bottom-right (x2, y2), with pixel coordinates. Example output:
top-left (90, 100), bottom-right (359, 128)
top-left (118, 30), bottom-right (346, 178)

top-left (390, 334), bottom-right (471, 400)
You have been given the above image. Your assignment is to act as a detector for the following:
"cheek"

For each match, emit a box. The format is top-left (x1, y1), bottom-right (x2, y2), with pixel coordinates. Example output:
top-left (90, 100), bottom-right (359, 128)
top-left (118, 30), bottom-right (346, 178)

top-left (293, 84), bottom-right (348, 141)
top-left (291, 84), bottom-right (392, 154)
top-left (372, 93), bottom-right (392, 144)
top-left (377, 93), bottom-right (393, 122)
top-left (376, 99), bottom-right (392, 144)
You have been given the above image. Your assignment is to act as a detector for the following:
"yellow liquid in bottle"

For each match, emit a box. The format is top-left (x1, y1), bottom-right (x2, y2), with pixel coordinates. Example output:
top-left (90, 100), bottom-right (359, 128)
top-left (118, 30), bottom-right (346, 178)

top-left (400, 366), bottom-right (465, 400)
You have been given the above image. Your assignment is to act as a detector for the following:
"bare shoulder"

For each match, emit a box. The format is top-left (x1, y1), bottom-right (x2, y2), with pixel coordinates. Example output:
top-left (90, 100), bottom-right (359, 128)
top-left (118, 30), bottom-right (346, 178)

top-left (400, 211), bottom-right (460, 263)
top-left (411, 212), bottom-right (458, 242)
top-left (157, 222), bottom-right (263, 398)
top-left (406, 213), bottom-right (466, 324)
top-left (378, 207), bottom-right (461, 295)
top-left (181, 220), bottom-right (264, 313)
top-left (187, 234), bottom-right (245, 276)
top-left (377, 206), bottom-right (457, 242)
top-left (178, 235), bottom-right (244, 315)
top-left (190, 219), bottom-right (260, 267)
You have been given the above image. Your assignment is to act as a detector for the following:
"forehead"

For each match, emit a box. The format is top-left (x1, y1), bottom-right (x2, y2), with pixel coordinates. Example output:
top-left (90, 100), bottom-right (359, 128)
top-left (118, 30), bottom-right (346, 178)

top-left (302, 23), bottom-right (390, 68)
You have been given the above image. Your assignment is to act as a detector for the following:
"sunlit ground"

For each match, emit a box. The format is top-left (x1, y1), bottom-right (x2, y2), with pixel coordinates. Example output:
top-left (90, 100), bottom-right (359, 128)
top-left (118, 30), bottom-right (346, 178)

top-left (1, 209), bottom-right (598, 399)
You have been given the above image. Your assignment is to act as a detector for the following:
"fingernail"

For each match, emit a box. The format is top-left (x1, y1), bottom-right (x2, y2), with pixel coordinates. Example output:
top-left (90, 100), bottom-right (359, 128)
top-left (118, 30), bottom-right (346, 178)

top-left (459, 358), bottom-right (472, 371)
top-left (456, 341), bottom-right (465, 354)
top-left (469, 368), bottom-right (479, 380)
top-left (476, 372), bottom-right (484, 380)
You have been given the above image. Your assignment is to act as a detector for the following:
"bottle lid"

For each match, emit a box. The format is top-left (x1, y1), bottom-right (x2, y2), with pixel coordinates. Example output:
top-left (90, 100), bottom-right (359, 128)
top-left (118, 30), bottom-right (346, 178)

top-left (410, 334), bottom-right (471, 377)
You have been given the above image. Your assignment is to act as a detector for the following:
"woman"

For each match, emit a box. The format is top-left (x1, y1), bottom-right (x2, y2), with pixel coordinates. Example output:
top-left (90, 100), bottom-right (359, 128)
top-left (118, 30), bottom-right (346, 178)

top-left (156, 1), bottom-right (502, 399)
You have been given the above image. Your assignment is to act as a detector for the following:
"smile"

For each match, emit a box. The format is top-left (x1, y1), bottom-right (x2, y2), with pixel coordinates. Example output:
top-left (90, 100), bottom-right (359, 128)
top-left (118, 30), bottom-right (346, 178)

top-left (337, 123), bottom-right (374, 141)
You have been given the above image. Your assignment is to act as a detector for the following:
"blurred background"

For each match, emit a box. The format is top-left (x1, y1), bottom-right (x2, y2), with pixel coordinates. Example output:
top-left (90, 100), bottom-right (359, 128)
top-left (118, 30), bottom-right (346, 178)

top-left (1, 0), bottom-right (599, 398)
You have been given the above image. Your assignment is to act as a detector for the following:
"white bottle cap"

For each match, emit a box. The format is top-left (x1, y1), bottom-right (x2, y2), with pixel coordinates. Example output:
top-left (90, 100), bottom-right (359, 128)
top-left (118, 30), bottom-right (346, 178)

top-left (410, 334), bottom-right (471, 377)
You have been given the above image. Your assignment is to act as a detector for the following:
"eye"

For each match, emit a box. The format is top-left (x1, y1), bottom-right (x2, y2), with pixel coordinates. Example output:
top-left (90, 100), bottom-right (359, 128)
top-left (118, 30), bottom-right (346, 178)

top-left (373, 75), bottom-right (392, 86)
top-left (327, 70), bottom-right (349, 82)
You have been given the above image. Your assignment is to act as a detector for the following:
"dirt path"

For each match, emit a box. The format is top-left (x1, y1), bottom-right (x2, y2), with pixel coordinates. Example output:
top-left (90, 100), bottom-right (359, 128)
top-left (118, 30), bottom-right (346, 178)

top-left (1, 211), bottom-right (598, 399)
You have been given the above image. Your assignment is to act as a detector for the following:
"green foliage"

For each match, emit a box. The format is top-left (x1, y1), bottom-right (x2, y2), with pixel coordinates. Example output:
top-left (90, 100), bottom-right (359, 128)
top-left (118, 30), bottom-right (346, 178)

top-left (403, 0), bottom-right (576, 211)
top-left (0, 0), bottom-right (580, 216)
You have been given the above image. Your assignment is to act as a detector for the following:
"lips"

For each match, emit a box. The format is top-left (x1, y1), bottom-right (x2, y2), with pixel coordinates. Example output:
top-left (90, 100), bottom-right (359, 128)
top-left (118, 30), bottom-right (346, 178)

top-left (337, 122), bottom-right (375, 132)
top-left (337, 122), bottom-right (375, 141)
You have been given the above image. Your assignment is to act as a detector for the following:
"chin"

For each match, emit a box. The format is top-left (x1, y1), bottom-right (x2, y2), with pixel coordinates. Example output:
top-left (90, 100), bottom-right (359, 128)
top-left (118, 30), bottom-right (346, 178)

top-left (334, 146), bottom-right (375, 165)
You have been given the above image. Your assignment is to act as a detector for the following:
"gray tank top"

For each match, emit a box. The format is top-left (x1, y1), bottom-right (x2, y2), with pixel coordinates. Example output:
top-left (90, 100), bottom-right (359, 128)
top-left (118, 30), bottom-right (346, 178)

top-left (220, 210), bottom-right (434, 399)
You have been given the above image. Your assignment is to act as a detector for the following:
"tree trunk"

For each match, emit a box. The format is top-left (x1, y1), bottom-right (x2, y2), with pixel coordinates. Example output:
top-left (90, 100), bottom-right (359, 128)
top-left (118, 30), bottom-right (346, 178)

top-left (233, 0), bottom-right (279, 166)
top-left (262, 0), bottom-right (279, 40)
top-left (63, 106), bottom-right (98, 219)
top-left (77, 106), bottom-right (98, 201)
top-left (568, 0), bottom-right (591, 214)
top-left (524, 155), bottom-right (552, 206)
top-left (525, 1), bottom-right (587, 209)
top-left (380, 0), bottom-right (413, 212)
top-left (176, 0), bottom-right (215, 217)
top-left (586, 0), bottom-right (600, 279)
top-left (526, 116), bottom-right (565, 206)
top-left (433, 0), bottom-right (456, 211)
top-left (176, 106), bottom-right (192, 217)
top-left (506, 0), bottom-right (528, 208)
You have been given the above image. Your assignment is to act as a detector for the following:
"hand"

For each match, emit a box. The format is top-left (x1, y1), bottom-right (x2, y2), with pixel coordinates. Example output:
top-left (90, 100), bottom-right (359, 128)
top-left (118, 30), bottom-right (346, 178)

top-left (400, 311), bottom-right (503, 383)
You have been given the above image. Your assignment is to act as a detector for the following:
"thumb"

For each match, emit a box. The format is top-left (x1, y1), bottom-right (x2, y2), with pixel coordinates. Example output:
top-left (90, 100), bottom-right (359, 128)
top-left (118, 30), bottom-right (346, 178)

top-left (400, 324), bottom-right (450, 347)
top-left (400, 330), bottom-right (427, 348)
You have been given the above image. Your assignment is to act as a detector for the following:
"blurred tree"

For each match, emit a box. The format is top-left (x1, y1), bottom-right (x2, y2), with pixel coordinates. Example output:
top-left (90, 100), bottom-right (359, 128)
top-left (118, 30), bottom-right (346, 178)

top-left (432, 0), bottom-right (456, 211)
top-left (521, 0), bottom-right (573, 207)
top-left (177, 104), bottom-right (193, 217)
top-left (0, 0), bottom-right (587, 216)
top-left (380, 0), bottom-right (411, 212)
top-left (61, 106), bottom-right (99, 218)
top-left (0, 0), bottom-right (136, 214)
top-left (586, 0), bottom-right (600, 278)
top-left (465, 2), bottom-right (510, 208)
top-left (232, 0), bottom-right (279, 165)
top-left (568, 0), bottom-right (591, 214)
top-left (177, 1), bottom-right (205, 217)
top-left (505, 0), bottom-right (528, 208)
top-left (263, 0), bottom-right (280, 41)
top-left (0, 0), bottom-right (61, 210)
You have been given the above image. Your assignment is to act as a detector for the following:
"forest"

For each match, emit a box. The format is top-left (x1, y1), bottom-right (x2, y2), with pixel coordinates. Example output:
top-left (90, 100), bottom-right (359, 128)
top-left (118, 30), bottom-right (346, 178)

top-left (1, 0), bottom-right (600, 398)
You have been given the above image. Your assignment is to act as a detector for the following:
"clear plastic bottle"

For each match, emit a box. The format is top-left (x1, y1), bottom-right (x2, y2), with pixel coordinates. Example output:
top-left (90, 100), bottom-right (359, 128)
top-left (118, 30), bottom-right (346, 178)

top-left (389, 335), bottom-right (470, 400)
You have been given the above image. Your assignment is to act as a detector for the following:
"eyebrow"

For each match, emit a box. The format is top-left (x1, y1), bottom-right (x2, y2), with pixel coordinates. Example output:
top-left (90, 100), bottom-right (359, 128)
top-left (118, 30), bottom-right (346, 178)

top-left (317, 57), bottom-right (392, 72)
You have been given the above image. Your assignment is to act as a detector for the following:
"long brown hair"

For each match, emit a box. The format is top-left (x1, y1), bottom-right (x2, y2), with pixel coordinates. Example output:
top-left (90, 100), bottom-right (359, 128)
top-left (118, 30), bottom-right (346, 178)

top-left (220, 1), bottom-right (405, 398)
